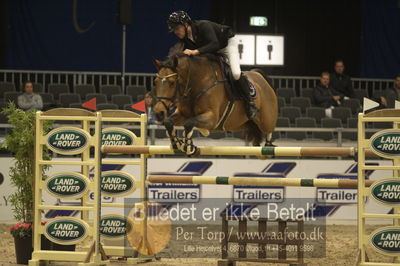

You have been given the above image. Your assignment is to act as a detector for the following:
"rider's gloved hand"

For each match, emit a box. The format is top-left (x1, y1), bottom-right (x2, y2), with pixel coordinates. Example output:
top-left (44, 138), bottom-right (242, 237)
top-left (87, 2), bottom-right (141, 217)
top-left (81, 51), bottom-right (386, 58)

top-left (183, 49), bottom-right (199, 56)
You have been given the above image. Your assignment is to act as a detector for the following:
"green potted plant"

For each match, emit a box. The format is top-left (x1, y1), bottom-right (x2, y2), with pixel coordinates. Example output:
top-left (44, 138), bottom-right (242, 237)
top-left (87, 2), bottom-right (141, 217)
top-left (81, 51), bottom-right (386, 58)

top-left (1, 102), bottom-right (53, 264)
top-left (8, 222), bottom-right (33, 264)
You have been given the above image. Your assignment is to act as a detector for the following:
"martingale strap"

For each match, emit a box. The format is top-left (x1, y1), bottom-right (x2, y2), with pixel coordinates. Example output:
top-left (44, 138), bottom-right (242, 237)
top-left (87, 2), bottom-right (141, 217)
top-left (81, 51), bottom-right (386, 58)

top-left (156, 73), bottom-right (178, 81)
top-left (215, 101), bottom-right (235, 131)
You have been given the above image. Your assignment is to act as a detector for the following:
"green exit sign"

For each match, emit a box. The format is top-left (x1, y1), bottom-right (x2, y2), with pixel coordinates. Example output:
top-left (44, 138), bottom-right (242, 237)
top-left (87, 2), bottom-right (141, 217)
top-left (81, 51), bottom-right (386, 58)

top-left (250, 16), bottom-right (268, 27)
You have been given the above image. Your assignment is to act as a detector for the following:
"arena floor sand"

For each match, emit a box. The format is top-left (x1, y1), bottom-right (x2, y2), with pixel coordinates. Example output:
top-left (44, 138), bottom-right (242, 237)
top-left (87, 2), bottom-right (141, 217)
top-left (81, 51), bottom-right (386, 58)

top-left (0, 224), bottom-right (395, 266)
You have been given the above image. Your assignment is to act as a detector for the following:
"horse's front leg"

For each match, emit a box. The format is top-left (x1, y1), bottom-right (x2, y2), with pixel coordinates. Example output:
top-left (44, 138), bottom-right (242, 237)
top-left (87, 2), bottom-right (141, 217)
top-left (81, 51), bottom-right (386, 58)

top-left (181, 111), bottom-right (216, 156)
top-left (164, 111), bottom-right (185, 150)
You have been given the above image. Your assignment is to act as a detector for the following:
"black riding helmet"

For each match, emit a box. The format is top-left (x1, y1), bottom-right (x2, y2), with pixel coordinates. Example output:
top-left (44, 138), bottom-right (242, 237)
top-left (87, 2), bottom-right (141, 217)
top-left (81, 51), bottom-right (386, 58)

top-left (167, 11), bottom-right (192, 32)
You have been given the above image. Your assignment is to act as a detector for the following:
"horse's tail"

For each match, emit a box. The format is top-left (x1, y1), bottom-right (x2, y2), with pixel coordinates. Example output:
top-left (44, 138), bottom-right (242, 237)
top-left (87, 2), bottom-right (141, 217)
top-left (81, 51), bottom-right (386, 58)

top-left (251, 68), bottom-right (275, 91)
top-left (244, 120), bottom-right (264, 146)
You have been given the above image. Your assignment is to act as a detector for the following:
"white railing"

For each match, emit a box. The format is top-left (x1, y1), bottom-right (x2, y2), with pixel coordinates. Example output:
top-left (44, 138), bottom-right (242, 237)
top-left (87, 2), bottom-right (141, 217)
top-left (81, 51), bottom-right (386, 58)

top-left (0, 69), bottom-right (156, 91)
top-left (270, 75), bottom-right (393, 92)
top-left (0, 69), bottom-right (394, 92)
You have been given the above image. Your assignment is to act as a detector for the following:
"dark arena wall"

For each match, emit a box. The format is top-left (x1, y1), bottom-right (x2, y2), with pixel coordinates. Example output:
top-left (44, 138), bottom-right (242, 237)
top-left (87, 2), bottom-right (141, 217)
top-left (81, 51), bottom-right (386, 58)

top-left (0, 0), bottom-right (399, 78)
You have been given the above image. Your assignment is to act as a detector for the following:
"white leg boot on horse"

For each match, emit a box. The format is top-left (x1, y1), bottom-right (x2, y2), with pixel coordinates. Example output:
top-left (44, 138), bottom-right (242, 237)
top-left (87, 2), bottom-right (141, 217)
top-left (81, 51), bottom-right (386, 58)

top-left (164, 113), bottom-right (184, 150)
top-left (265, 132), bottom-right (275, 147)
top-left (182, 128), bottom-right (197, 155)
top-left (181, 111), bottom-right (216, 156)
top-left (166, 127), bottom-right (182, 150)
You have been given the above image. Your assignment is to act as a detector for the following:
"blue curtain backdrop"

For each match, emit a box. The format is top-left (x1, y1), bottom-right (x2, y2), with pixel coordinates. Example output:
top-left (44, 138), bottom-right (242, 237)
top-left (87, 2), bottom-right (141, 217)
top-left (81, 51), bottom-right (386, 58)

top-left (3, 0), bottom-right (400, 78)
top-left (360, 0), bottom-right (400, 78)
top-left (4, 0), bottom-right (210, 72)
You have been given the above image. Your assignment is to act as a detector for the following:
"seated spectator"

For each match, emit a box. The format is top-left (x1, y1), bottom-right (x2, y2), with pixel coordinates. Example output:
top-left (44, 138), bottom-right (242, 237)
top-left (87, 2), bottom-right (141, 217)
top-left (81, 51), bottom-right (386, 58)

top-left (330, 60), bottom-right (354, 98)
top-left (18, 81), bottom-right (43, 111)
top-left (144, 92), bottom-right (158, 124)
top-left (377, 74), bottom-right (400, 108)
top-left (313, 72), bottom-right (342, 117)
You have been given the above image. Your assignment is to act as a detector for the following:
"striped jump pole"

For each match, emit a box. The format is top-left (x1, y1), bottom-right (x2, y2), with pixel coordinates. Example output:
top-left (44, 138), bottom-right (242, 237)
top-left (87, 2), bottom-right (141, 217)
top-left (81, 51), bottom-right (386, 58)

top-left (102, 145), bottom-right (377, 158)
top-left (148, 175), bottom-right (375, 189)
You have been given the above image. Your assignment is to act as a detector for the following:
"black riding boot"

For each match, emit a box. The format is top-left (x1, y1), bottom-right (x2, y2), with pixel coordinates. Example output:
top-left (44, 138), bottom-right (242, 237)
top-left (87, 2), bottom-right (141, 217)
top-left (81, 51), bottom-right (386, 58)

top-left (237, 74), bottom-right (258, 120)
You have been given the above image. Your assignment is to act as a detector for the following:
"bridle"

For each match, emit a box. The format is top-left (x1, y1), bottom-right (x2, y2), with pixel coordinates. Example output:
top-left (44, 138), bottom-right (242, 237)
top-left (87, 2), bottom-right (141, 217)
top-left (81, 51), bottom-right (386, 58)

top-left (151, 61), bottom-right (191, 114)
top-left (151, 58), bottom-right (225, 115)
top-left (152, 72), bottom-right (179, 112)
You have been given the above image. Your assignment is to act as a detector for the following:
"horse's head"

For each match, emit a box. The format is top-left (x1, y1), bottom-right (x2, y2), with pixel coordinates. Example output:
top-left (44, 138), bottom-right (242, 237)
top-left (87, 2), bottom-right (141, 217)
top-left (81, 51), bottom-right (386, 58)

top-left (152, 56), bottom-right (188, 122)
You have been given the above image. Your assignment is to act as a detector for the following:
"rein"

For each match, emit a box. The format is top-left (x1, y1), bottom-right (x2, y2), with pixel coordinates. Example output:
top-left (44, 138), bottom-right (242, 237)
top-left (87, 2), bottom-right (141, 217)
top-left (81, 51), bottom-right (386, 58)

top-left (152, 57), bottom-right (226, 114)
top-left (194, 62), bottom-right (226, 102)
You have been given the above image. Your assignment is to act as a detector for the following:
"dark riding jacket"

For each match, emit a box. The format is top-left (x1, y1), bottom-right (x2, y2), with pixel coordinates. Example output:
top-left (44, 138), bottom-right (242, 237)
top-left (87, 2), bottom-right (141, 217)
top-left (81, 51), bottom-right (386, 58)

top-left (168, 20), bottom-right (234, 56)
top-left (313, 83), bottom-right (342, 108)
top-left (330, 72), bottom-right (353, 98)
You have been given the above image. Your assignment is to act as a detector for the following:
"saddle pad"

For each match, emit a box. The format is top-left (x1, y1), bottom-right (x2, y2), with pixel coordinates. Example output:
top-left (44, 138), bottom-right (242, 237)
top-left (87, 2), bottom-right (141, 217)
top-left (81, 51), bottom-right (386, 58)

top-left (221, 61), bottom-right (257, 100)
top-left (219, 60), bottom-right (242, 101)
top-left (248, 78), bottom-right (257, 98)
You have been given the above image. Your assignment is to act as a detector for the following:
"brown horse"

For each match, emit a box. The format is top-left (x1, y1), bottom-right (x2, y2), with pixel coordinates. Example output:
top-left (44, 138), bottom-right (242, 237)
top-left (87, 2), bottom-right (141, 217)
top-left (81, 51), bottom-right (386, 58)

top-left (152, 54), bottom-right (278, 156)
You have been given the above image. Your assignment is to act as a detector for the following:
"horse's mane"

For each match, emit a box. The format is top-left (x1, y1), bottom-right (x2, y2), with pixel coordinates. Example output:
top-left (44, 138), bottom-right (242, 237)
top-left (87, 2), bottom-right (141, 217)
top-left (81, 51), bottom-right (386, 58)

top-left (198, 52), bottom-right (227, 63)
top-left (161, 52), bottom-right (227, 70)
top-left (160, 56), bottom-right (178, 70)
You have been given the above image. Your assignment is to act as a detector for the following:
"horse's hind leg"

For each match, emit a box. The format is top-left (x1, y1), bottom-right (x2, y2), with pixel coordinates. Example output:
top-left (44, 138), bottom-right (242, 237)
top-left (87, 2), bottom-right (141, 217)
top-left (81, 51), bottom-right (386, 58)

top-left (264, 133), bottom-right (275, 147)
top-left (256, 95), bottom-right (277, 147)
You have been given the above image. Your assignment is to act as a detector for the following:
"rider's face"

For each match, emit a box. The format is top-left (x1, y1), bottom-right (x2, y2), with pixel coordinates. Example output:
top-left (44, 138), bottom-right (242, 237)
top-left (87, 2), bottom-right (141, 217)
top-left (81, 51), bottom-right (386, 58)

top-left (174, 25), bottom-right (186, 39)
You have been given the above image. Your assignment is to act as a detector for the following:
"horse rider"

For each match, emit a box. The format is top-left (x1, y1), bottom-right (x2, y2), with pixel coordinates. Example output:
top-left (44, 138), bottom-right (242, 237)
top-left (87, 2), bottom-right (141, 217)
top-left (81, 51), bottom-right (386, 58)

top-left (166, 11), bottom-right (258, 120)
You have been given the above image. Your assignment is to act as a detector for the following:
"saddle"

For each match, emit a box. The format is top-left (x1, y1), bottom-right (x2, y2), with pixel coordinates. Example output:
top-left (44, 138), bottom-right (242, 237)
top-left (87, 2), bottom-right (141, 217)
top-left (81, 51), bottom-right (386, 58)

top-left (202, 53), bottom-right (246, 130)
top-left (203, 53), bottom-right (242, 101)
top-left (219, 59), bottom-right (243, 101)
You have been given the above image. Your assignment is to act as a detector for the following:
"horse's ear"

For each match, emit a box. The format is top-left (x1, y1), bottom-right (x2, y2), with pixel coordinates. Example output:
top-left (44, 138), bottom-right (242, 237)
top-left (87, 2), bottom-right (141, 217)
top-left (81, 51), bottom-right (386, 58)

top-left (152, 58), bottom-right (162, 70)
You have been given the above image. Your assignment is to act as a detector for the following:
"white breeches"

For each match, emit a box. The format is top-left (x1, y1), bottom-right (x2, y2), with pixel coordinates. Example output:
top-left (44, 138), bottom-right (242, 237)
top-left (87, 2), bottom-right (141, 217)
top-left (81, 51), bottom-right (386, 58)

top-left (220, 38), bottom-right (241, 80)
